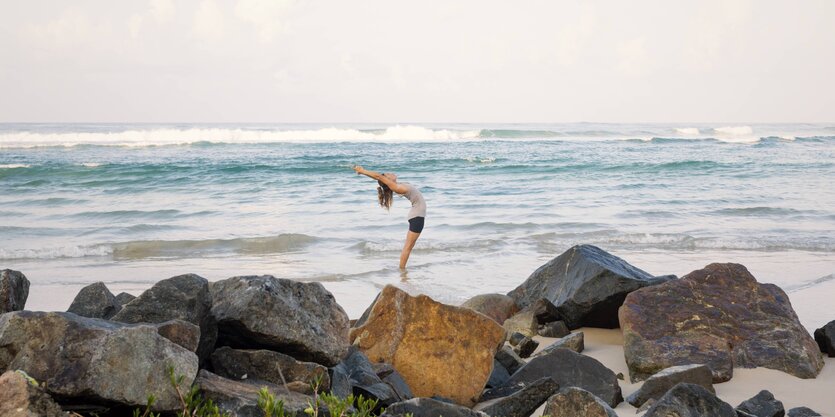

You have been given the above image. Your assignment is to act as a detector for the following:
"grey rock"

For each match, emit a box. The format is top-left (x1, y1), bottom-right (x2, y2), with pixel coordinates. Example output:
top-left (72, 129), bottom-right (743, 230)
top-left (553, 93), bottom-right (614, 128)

top-left (530, 298), bottom-right (562, 324)
top-left (112, 273), bottom-right (217, 364)
top-left (0, 311), bottom-right (198, 411)
top-left (495, 346), bottom-right (525, 375)
top-left (115, 292), bottom-right (136, 305)
top-left (644, 383), bottom-right (736, 417)
top-left (507, 347), bottom-right (622, 407)
top-left (211, 275), bottom-right (349, 366)
top-left (67, 281), bottom-right (121, 319)
top-left (535, 332), bottom-right (585, 356)
top-left (461, 293), bottom-right (519, 325)
top-left (211, 346), bottom-right (331, 392)
top-left (196, 370), bottom-right (312, 417)
top-left (475, 377), bottom-right (559, 417)
top-left (814, 320), bottom-right (835, 357)
top-left (383, 371), bottom-right (414, 403)
top-left (480, 381), bottom-right (527, 402)
top-left (538, 320), bottom-right (569, 338)
top-left (486, 359), bottom-right (510, 388)
top-left (736, 390), bottom-right (784, 417)
top-left (0, 269), bottom-right (29, 313)
top-left (329, 365), bottom-right (352, 399)
top-left (155, 319), bottom-right (201, 352)
top-left (513, 336), bottom-right (538, 358)
top-left (503, 308), bottom-right (538, 338)
top-left (381, 397), bottom-right (489, 417)
top-left (508, 244), bottom-right (672, 329)
top-left (0, 370), bottom-right (65, 417)
top-left (637, 398), bottom-right (656, 413)
top-left (787, 406), bottom-right (821, 417)
top-left (508, 332), bottom-right (526, 346)
top-left (626, 364), bottom-right (714, 408)
top-left (332, 347), bottom-right (402, 406)
top-left (543, 387), bottom-right (618, 417)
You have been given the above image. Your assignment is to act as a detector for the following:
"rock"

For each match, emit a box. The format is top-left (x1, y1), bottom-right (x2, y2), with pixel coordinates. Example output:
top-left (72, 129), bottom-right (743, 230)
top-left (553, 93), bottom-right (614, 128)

top-left (212, 275), bottom-right (349, 366)
top-left (508, 332), bottom-right (526, 346)
top-left (513, 337), bottom-right (539, 358)
top-left (115, 292), bottom-right (136, 305)
top-left (620, 263), bottom-right (824, 382)
top-left (503, 308), bottom-right (538, 338)
top-left (112, 273), bottom-right (217, 365)
top-left (475, 377), bottom-right (559, 417)
top-left (643, 383), bottom-right (736, 417)
top-left (787, 406), bottom-right (822, 417)
top-left (538, 320), bottom-right (569, 338)
top-left (382, 371), bottom-right (414, 403)
top-left (495, 346), bottom-right (525, 375)
top-left (155, 319), bottom-right (201, 352)
top-left (534, 332), bottom-right (585, 356)
top-left (636, 398), bottom-right (656, 413)
top-left (506, 347), bottom-right (622, 407)
top-left (0, 269), bottom-right (29, 313)
top-left (67, 281), bottom-right (122, 319)
top-left (461, 293), bottom-right (519, 325)
top-left (625, 364), bottom-right (714, 407)
top-left (508, 244), bottom-right (671, 329)
top-left (372, 362), bottom-right (396, 378)
top-left (211, 346), bottom-right (331, 392)
top-left (542, 387), bottom-right (618, 417)
top-left (736, 390), bottom-right (784, 417)
top-left (486, 359), bottom-right (510, 388)
top-left (530, 298), bottom-right (562, 324)
top-left (350, 285), bottom-right (506, 407)
top-left (0, 370), bottom-right (65, 417)
top-left (329, 366), bottom-right (352, 399)
top-left (813, 320), bottom-right (835, 357)
top-left (0, 311), bottom-right (198, 411)
top-left (332, 347), bottom-right (401, 406)
top-left (381, 397), bottom-right (489, 417)
top-left (196, 370), bottom-right (312, 417)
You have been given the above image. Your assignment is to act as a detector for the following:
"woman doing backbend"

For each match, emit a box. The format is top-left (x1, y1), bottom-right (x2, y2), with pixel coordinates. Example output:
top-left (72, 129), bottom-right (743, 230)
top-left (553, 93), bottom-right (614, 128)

top-left (353, 165), bottom-right (426, 269)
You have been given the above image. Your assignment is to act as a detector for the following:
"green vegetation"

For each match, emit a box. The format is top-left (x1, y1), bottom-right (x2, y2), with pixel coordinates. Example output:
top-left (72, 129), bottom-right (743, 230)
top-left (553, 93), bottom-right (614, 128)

top-left (132, 366), bottom-right (230, 417)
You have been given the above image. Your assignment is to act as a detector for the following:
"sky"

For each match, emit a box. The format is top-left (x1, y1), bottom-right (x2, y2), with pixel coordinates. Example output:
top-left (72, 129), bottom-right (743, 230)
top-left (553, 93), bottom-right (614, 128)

top-left (1, 0), bottom-right (834, 123)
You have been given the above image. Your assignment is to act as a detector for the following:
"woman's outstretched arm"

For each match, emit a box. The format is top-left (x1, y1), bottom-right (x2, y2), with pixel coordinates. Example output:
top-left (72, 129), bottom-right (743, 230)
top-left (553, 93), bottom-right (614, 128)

top-left (353, 165), bottom-right (406, 193)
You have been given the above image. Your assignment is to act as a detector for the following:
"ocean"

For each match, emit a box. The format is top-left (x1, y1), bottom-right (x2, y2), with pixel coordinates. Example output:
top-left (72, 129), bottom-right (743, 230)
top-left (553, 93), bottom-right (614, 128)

top-left (2, 123), bottom-right (834, 323)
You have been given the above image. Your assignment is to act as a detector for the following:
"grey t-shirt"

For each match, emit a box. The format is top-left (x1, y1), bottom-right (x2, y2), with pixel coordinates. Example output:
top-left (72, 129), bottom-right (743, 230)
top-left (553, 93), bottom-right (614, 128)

top-left (401, 183), bottom-right (426, 219)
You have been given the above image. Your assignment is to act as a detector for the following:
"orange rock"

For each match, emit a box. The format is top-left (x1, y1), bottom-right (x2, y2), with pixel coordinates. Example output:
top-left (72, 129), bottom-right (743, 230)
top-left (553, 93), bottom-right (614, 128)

top-left (350, 285), bottom-right (506, 407)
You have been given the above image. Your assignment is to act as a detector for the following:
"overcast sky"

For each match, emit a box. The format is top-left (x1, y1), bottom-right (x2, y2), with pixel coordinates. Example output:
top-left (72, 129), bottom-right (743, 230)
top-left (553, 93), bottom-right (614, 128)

top-left (1, 0), bottom-right (834, 123)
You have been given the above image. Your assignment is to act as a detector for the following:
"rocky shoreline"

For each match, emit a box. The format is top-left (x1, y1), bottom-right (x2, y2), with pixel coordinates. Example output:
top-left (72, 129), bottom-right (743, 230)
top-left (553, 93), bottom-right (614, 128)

top-left (0, 244), bottom-right (832, 416)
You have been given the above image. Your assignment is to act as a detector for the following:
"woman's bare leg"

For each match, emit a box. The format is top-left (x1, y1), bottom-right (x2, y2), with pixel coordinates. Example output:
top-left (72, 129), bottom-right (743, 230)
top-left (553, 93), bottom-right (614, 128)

top-left (399, 230), bottom-right (421, 269)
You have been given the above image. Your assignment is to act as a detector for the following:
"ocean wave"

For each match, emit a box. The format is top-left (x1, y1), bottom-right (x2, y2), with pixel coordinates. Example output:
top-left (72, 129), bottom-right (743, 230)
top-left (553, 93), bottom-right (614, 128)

top-left (783, 273), bottom-right (835, 292)
top-left (674, 127), bottom-right (700, 135)
top-left (713, 126), bottom-right (754, 135)
top-left (351, 238), bottom-right (504, 254)
top-left (0, 164), bottom-right (31, 169)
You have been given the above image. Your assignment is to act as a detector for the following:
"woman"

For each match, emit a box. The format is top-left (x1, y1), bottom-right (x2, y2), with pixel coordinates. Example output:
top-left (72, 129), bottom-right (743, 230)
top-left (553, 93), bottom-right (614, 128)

top-left (353, 165), bottom-right (426, 269)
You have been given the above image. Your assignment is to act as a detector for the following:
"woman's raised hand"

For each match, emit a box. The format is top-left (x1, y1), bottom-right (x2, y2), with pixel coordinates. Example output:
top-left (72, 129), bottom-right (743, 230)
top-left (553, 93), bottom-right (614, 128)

top-left (352, 165), bottom-right (363, 174)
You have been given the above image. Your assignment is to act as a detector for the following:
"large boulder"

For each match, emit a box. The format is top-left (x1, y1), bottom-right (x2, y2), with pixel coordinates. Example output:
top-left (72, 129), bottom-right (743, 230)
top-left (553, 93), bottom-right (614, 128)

top-left (534, 332), bottom-right (584, 356)
top-left (461, 293), bottom-right (519, 325)
top-left (542, 387), bottom-right (618, 417)
top-left (350, 285), bottom-right (506, 407)
top-left (381, 398), bottom-right (489, 417)
top-left (620, 263), bottom-right (824, 382)
top-left (788, 406), bottom-right (822, 417)
top-left (813, 320), bottom-right (835, 357)
top-left (112, 273), bottom-right (217, 364)
top-left (211, 275), bottom-right (349, 366)
top-left (211, 346), bottom-right (330, 392)
top-left (0, 311), bottom-right (197, 411)
top-left (736, 390), bottom-right (784, 417)
top-left (196, 370), bottom-right (311, 417)
top-left (0, 370), bottom-right (65, 417)
top-left (643, 383), bottom-right (736, 417)
top-left (475, 377), bottom-right (559, 417)
top-left (67, 281), bottom-right (121, 319)
top-left (506, 346), bottom-right (622, 407)
top-left (507, 245), bottom-right (671, 329)
top-left (0, 269), bottom-right (29, 313)
top-left (625, 364), bottom-right (714, 407)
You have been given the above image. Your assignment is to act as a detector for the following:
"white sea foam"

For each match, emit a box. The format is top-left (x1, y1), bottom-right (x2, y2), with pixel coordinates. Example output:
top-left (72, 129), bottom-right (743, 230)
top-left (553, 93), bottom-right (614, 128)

top-left (0, 164), bottom-right (31, 168)
top-left (0, 245), bottom-right (113, 260)
top-left (713, 125), bottom-right (754, 135)
top-left (464, 156), bottom-right (496, 163)
top-left (80, 162), bottom-right (102, 167)
top-left (675, 127), bottom-right (700, 135)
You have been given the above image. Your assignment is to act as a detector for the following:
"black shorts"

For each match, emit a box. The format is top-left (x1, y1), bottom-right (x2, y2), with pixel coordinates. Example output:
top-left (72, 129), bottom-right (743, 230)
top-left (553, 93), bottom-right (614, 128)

top-left (408, 216), bottom-right (425, 233)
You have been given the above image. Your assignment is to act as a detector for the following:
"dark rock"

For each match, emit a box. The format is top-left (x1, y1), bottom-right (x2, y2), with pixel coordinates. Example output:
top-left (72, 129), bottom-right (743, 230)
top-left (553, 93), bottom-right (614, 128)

top-left (538, 320), bottom-right (569, 338)
top-left (513, 337), bottom-right (539, 358)
top-left (637, 398), bottom-right (656, 413)
top-left (112, 273), bottom-right (217, 365)
top-left (787, 406), bottom-right (822, 417)
top-left (503, 308), bottom-right (538, 337)
top-left (67, 281), bottom-right (122, 319)
top-left (507, 346), bottom-right (622, 407)
top-left (155, 319), bottom-right (201, 352)
top-left (475, 377), bottom-right (559, 417)
top-left (495, 346), bottom-right (525, 375)
top-left (115, 292), bottom-right (136, 305)
top-left (644, 383), bottom-right (736, 417)
top-left (542, 387), bottom-right (618, 417)
top-left (531, 298), bottom-right (561, 324)
top-left (0, 370), bottom-right (65, 417)
top-left (381, 397), bottom-right (489, 417)
top-left (332, 347), bottom-right (401, 406)
top-left (211, 346), bottom-right (331, 392)
top-left (620, 263), bottom-right (824, 383)
top-left (212, 275), bottom-right (349, 367)
top-left (508, 244), bottom-right (671, 329)
top-left (383, 371), bottom-right (414, 402)
top-left (480, 381), bottom-right (527, 402)
top-left (813, 320), bottom-right (835, 357)
top-left (329, 365), bottom-right (352, 399)
top-left (486, 359), bottom-right (510, 388)
top-left (0, 311), bottom-right (198, 411)
top-left (372, 362), bottom-right (396, 378)
top-left (0, 269), bottom-right (29, 313)
top-left (196, 370), bottom-right (312, 417)
top-left (736, 390), bottom-right (784, 417)
top-left (534, 332), bottom-right (585, 356)
top-left (461, 293), bottom-right (519, 325)
top-left (626, 364), bottom-right (714, 407)
top-left (508, 332), bottom-right (526, 346)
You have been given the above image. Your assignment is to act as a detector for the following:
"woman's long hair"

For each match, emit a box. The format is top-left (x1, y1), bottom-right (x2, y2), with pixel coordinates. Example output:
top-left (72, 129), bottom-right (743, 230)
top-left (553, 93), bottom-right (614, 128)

top-left (377, 180), bottom-right (393, 211)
